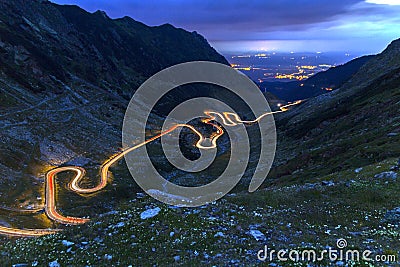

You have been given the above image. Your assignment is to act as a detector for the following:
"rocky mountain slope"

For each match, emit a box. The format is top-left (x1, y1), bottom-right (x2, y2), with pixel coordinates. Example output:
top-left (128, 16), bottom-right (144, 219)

top-left (2, 157), bottom-right (399, 266)
top-left (0, 0), bottom-right (228, 220)
top-left (0, 1), bottom-right (399, 266)
top-left (271, 38), bottom-right (400, 184)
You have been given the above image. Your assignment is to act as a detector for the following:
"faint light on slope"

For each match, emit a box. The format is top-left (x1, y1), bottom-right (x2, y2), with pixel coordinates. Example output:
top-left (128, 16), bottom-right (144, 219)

top-left (365, 0), bottom-right (400, 5)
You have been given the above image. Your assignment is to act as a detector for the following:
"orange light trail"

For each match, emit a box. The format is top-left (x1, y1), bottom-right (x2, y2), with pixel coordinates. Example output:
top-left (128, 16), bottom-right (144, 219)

top-left (0, 226), bottom-right (60, 237)
top-left (0, 100), bottom-right (302, 237)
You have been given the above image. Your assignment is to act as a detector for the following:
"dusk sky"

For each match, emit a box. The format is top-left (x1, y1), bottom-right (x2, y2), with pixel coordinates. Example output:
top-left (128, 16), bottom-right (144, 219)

top-left (52, 0), bottom-right (400, 54)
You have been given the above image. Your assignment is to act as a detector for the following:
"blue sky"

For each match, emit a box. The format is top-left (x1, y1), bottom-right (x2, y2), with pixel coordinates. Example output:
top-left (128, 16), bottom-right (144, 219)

top-left (51, 0), bottom-right (400, 54)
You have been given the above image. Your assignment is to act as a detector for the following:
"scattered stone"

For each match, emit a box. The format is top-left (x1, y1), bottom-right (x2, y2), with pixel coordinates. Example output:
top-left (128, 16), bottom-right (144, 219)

top-left (390, 165), bottom-right (399, 171)
top-left (61, 240), bottom-right (74, 247)
top-left (48, 260), bottom-right (60, 267)
top-left (249, 229), bottom-right (266, 241)
top-left (99, 210), bottom-right (118, 218)
top-left (136, 192), bottom-right (146, 198)
top-left (325, 229), bottom-right (331, 235)
top-left (374, 171), bottom-right (397, 179)
top-left (354, 167), bottom-right (363, 173)
top-left (383, 207), bottom-right (400, 223)
top-left (140, 207), bottom-right (161, 220)
top-left (214, 232), bottom-right (225, 238)
top-left (345, 180), bottom-right (356, 187)
top-left (304, 183), bottom-right (317, 189)
top-left (147, 189), bottom-right (192, 204)
top-left (115, 222), bottom-right (125, 228)
top-left (321, 180), bottom-right (335, 186)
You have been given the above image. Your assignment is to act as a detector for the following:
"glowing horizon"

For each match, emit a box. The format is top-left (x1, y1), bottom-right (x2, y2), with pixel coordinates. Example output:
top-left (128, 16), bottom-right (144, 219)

top-left (366, 0), bottom-right (400, 5)
top-left (52, 0), bottom-right (400, 55)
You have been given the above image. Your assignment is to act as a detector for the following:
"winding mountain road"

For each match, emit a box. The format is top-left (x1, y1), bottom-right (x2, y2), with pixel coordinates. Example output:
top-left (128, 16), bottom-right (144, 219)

top-left (0, 101), bottom-right (302, 237)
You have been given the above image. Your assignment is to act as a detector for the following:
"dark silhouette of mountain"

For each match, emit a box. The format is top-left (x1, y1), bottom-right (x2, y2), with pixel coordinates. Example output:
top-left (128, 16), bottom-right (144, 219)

top-left (0, 0), bottom-right (228, 99)
top-left (0, 0), bottom-right (232, 208)
top-left (260, 55), bottom-right (373, 101)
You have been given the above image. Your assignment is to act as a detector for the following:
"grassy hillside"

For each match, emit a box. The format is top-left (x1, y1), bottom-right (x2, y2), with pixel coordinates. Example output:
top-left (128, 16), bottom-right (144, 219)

top-left (1, 158), bottom-right (398, 266)
top-left (272, 39), bottom-right (400, 185)
top-left (0, 1), bottom-right (399, 266)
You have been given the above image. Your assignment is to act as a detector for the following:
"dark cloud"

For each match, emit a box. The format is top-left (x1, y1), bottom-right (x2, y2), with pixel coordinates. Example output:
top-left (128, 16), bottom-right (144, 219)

top-left (53, 0), bottom-right (363, 39)
top-left (52, 0), bottom-right (400, 53)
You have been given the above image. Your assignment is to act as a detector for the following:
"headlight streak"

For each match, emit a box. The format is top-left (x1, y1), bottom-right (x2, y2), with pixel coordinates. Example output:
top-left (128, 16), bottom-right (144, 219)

top-left (0, 101), bottom-right (301, 237)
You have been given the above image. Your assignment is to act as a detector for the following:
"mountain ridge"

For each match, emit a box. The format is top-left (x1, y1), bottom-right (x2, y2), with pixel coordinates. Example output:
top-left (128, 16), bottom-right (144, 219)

top-left (270, 37), bottom-right (400, 182)
top-left (0, 0), bottom-right (230, 216)
top-left (0, 2), bottom-right (399, 265)
top-left (0, 0), bottom-right (228, 98)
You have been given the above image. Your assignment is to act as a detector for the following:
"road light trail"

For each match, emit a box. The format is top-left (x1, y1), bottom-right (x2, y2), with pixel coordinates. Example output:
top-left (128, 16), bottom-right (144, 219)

top-left (46, 167), bottom-right (90, 225)
top-left (0, 226), bottom-right (60, 237)
top-left (0, 206), bottom-right (43, 213)
top-left (0, 100), bottom-right (302, 237)
top-left (204, 100), bottom-right (302, 126)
